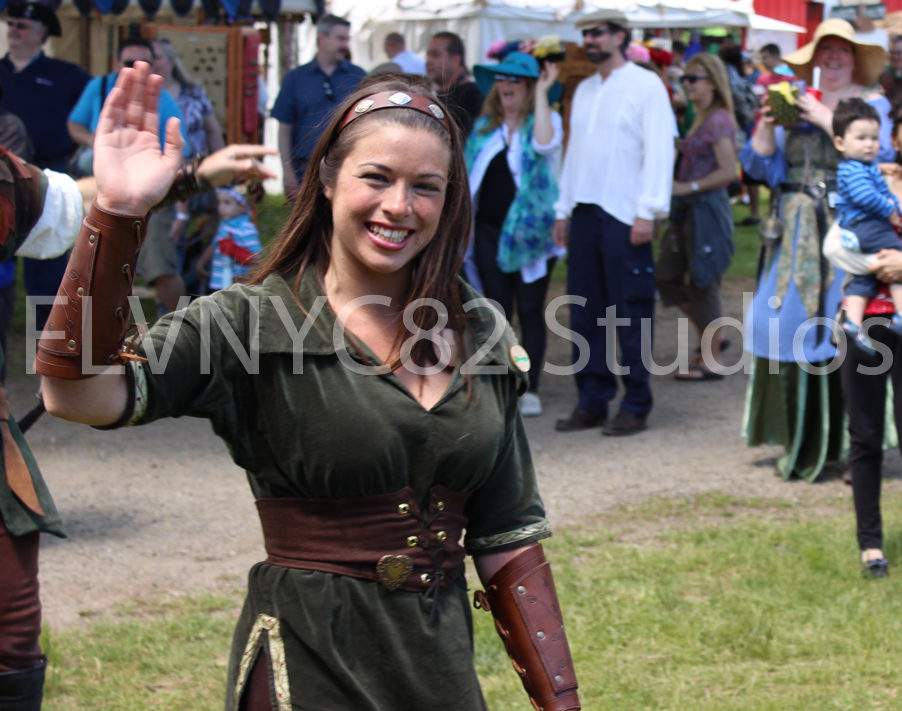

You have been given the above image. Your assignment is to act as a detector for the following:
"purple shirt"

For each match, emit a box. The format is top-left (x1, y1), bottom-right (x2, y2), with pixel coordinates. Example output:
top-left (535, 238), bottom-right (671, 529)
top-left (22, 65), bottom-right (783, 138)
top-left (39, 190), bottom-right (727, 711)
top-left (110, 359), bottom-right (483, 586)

top-left (677, 108), bottom-right (736, 183)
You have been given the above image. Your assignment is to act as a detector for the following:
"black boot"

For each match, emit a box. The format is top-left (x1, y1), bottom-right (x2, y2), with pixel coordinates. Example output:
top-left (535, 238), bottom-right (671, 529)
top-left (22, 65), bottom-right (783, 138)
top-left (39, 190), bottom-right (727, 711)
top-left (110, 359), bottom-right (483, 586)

top-left (0, 656), bottom-right (46, 711)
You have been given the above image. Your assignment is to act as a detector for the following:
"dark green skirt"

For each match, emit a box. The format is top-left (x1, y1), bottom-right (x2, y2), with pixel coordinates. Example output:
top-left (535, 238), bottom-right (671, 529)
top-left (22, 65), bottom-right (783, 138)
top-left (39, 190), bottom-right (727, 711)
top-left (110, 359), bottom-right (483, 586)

top-left (742, 357), bottom-right (847, 482)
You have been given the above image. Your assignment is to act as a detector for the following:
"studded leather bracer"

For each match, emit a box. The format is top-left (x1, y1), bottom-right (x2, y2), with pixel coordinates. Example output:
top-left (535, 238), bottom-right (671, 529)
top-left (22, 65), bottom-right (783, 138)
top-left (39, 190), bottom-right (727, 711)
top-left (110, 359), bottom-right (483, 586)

top-left (34, 201), bottom-right (147, 379)
top-left (474, 544), bottom-right (580, 711)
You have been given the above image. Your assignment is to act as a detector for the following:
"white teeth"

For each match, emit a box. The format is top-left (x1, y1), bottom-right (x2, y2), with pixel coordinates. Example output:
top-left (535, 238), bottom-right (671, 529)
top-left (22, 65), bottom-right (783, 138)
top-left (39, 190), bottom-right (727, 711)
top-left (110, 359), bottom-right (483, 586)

top-left (369, 224), bottom-right (411, 243)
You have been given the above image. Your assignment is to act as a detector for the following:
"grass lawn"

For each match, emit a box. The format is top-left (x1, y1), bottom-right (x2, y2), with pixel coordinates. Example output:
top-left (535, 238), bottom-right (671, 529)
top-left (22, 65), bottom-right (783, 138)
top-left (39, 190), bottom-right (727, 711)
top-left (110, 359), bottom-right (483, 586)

top-left (41, 491), bottom-right (902, 710)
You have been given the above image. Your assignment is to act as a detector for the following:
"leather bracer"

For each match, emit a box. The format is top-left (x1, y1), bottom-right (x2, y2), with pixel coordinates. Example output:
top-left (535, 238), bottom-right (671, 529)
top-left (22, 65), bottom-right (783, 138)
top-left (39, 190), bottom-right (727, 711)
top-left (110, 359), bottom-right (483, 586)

top-left (34, 201), bottom-right (147, 379)
top-left (474, 544), bottom-right (580, 711)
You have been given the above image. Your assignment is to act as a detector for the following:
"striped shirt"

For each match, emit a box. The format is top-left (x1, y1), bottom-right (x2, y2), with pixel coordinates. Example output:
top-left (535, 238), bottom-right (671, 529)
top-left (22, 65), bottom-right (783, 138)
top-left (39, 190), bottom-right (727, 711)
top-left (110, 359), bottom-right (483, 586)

top-left (209, 213), bottom-right (261, 291)
top-left (836, 159), bottom-right (901, 227)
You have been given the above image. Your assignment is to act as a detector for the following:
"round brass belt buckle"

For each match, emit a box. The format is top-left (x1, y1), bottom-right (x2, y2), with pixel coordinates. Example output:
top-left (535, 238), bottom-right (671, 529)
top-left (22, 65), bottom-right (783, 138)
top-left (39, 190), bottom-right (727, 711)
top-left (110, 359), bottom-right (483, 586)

top-left (376, 554), bottom-right (413, 591)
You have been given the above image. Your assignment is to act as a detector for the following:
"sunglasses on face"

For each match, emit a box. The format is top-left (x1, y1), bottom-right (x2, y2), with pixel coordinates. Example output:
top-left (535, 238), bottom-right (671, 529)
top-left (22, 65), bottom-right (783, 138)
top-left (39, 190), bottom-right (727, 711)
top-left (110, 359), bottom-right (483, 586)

top-left (495, 74), bottom-right (523, 83)
top-left (8, 21), bottom-right (34, 31)
top-left (582, 27), bottom-right (611, 39)
top-left (680, 74), bottom-right (710, 85)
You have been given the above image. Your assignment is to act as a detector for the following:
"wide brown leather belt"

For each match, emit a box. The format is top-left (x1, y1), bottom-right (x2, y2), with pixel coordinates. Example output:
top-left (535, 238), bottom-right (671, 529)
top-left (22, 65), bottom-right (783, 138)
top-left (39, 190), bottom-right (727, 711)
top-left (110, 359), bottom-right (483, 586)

top-left (255, 486), bottom-right (470, 594)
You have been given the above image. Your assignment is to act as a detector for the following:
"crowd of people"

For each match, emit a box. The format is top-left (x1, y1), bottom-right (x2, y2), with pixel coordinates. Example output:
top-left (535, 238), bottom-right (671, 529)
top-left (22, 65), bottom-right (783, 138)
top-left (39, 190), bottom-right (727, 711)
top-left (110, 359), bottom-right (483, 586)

top-left (6, 2), bottom-right (902, 710)
top-left (267, 12), bottom-right (902, 587)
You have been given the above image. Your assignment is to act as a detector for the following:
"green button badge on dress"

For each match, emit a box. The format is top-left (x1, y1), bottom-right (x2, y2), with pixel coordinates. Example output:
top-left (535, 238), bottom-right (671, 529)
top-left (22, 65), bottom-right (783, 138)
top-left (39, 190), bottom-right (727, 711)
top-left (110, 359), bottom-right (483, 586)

top-left (509, 345), bottom-right (531, 373)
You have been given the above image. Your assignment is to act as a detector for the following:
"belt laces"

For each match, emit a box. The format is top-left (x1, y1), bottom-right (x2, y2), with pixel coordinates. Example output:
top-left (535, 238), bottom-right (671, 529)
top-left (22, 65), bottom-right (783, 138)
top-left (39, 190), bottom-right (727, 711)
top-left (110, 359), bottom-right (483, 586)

top-left (418, 509), bottom-right (458, 625)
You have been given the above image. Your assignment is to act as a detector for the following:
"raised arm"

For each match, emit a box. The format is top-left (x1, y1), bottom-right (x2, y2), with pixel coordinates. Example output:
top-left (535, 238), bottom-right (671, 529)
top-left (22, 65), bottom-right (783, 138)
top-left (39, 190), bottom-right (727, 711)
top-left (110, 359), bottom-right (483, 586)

top-left (39, 62), bottom-right (183, 423)
top-left (40, 65), bottom-right (276, 425)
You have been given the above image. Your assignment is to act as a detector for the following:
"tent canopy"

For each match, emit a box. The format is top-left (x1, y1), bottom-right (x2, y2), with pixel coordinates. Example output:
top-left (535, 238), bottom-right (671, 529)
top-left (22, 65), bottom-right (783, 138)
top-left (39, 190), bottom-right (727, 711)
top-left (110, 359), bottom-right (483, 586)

top-left (333, 0), bottom-right (794, 70)
top-left (34, 0), bottom-right (317, 22)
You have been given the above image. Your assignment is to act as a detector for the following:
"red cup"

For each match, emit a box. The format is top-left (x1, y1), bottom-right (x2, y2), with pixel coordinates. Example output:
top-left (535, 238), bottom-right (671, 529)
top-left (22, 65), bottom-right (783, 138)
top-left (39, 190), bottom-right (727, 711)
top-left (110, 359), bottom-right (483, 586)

top-left (807, 87), bottom-right (823, 102)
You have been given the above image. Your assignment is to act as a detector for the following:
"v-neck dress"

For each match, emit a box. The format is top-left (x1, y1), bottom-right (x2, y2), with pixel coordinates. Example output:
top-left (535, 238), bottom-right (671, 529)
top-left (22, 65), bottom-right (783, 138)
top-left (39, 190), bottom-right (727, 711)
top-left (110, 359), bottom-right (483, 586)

top-left (111, 268), bottom-right (551, 710)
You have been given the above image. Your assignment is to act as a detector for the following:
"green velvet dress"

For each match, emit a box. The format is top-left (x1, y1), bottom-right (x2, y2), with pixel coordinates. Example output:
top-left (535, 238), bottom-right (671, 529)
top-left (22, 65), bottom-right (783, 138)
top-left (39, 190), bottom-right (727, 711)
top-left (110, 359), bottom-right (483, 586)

top-left (117, 269), bottom-right (552, 710)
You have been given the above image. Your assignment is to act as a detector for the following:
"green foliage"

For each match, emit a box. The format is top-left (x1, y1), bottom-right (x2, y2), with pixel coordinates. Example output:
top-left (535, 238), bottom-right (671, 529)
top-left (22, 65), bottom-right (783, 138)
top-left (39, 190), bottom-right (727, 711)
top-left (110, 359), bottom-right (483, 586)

top-left (41, 493), bottom-right (902, 710)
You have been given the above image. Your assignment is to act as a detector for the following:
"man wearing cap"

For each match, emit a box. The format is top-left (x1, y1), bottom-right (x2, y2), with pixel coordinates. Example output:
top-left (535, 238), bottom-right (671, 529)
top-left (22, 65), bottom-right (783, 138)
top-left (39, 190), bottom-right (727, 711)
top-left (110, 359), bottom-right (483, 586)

top-left (0, 0), bottom-right (90, 344)
top-left (271, 14), bottom-right (366, 199)
top-left (552, 9), bottom-right (674, 436)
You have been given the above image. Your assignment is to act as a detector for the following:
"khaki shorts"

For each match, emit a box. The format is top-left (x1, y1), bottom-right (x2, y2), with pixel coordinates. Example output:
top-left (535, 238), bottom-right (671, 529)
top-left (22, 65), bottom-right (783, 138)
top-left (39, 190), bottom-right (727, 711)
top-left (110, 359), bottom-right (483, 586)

top-left (137, 209), bottom-right (179, 284)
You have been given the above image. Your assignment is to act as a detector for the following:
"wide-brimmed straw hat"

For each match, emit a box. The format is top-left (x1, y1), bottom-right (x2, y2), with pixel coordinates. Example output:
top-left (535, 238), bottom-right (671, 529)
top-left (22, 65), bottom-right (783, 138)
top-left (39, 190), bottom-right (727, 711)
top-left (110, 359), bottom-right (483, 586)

top-left (574, 8), bottom-right (629, 29)
top-left (783, 19), bottom-right (885, 87)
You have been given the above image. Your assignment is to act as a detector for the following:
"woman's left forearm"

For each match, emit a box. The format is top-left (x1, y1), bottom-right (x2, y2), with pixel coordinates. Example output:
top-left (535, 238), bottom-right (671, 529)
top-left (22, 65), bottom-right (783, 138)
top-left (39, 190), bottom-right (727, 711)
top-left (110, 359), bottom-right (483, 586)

top-left (533, 90), bottom-right (553, 146)
top-left (474, 543), bottom-right (580, 710)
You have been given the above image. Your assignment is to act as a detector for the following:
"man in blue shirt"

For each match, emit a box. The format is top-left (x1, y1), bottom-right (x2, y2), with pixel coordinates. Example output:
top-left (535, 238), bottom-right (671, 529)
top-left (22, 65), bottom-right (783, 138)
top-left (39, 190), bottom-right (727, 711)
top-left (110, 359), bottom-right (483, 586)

top-left (69, 37), bottom-right (191, 318)
top-left (0, 0), bottom-right (91, 332)
top-left (0, 0), bottom-right (89, 171)
top-left (68, 38), bottom-right (190, 157)
top-left (271, 14), bottom-right (366, 198)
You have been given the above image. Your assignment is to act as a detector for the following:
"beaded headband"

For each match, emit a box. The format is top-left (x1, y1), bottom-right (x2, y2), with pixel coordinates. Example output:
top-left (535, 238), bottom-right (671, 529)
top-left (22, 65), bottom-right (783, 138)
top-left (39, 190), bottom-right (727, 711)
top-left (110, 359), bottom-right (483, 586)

top-left (339, 91), bottom-right (452, 134)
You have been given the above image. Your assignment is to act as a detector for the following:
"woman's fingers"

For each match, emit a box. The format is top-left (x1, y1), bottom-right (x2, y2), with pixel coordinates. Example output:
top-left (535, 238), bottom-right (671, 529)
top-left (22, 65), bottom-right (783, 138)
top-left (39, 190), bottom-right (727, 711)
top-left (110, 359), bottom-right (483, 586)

top-left (141, 70), bottom-right (164, 138)
top-left (162, 117), bottom-right (185, 166)
top-left (96, 86), bottom-right (126, 138)
top-left (228, 145), bottom-right (278, 159)
top-left (123, 65), bottom-right (149, 129)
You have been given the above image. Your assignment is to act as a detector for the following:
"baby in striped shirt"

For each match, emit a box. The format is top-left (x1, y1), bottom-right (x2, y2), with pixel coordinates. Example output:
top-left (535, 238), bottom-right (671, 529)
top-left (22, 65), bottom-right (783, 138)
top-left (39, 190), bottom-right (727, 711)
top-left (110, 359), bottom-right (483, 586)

top-left (197, 186), bottom-right (262, 292)
top-left (833, 98), bottom-right (902, 348)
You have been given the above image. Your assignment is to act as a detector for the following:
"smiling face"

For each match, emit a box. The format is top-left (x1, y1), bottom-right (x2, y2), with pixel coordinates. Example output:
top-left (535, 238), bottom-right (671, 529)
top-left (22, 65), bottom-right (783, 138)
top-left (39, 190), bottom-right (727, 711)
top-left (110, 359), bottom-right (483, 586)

top-left (835, 117), bottom-right (881, 163)
top-left (496, 76), bottom-right (529, 114)
top-left (322, 124), bottom-right (450, 280)
top-left (813, 36), bottom-right (855, 89)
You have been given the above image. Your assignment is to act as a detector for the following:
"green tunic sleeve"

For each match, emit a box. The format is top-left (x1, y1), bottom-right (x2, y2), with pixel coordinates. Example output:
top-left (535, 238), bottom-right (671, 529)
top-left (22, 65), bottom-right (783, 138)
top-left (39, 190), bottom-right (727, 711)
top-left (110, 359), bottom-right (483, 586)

top-left (457, 286), bottom-right (552, 554)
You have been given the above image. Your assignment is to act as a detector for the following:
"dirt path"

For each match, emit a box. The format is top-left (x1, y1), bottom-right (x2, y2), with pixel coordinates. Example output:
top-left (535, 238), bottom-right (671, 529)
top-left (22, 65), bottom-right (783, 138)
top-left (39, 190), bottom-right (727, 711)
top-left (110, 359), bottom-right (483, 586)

top-left (9, 279), bottom-right (891, 628)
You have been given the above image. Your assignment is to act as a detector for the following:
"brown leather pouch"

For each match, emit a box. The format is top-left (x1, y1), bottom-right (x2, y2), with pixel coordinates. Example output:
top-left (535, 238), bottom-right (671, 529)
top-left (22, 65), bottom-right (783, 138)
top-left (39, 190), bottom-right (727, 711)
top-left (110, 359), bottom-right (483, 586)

top-left (475, 543), bottom-right (580, 711)
top-left (34, 201), bottom-right (147, 379)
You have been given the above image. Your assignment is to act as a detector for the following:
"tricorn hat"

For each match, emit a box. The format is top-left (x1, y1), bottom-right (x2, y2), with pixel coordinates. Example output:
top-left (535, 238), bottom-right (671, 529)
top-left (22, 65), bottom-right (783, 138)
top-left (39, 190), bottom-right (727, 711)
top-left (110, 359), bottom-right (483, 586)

top-left (783, 19), bottom-right (885, 88)
top-left (7, 0), bottom-right (62, 37)
top-left (574, 8), bottom-right (629, 30)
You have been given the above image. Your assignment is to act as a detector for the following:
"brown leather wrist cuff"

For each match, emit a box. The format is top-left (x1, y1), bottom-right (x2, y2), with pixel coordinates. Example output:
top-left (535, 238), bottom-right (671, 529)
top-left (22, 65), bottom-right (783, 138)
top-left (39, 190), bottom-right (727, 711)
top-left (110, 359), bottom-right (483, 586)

top-left (34, 200), bottom-right (148, 379)
top-left (475, 543), bottom-right (580, 711)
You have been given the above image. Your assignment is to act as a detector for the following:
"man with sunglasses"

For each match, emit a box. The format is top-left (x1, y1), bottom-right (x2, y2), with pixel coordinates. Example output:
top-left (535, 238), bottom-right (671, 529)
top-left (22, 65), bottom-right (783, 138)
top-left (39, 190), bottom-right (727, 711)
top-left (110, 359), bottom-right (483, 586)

top-left (272, 14), bottom-right (366, 198)
top-left (0, 0), bottom-right (91, 346)
top-left (552, 9), bottom-right (675, 436)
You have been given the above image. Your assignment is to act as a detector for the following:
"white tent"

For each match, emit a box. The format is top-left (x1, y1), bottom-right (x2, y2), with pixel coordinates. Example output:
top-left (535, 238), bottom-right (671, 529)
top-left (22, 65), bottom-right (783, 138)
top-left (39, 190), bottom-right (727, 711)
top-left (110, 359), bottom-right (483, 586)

top-left (333, 0), bottom-right (802, 71)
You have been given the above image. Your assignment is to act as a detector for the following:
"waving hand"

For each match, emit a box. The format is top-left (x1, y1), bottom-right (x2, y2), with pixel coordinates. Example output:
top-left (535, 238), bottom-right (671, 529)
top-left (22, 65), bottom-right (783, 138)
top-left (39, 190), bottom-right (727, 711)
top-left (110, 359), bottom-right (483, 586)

top-left (94, 62), bottom-right (184, 215)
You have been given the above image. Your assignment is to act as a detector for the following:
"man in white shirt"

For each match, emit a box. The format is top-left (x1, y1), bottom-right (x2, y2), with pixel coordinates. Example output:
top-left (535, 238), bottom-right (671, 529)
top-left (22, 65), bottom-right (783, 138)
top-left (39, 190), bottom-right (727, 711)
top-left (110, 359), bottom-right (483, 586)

top-left (384, 32), bottom-right (426, 76)
top-left (552, 9), bottom-right (674, 436)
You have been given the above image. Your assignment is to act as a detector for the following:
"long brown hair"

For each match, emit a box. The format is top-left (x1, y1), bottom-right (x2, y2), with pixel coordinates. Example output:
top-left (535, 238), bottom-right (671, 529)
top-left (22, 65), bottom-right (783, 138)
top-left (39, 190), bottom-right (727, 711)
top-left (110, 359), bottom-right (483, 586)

top-left (250, 76), bottom-right (475, 381)
top-left (478, 78), bottom-right (537, 134)
top-left (685, 54), bottom-right (736, 136)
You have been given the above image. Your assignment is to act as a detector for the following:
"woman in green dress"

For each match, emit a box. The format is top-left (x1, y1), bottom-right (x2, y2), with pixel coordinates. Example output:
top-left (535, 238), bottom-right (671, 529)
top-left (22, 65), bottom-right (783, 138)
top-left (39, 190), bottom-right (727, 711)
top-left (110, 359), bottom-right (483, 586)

top-left (35, 64), bottom-right (580, 710)
top-left (738, 19), bottom-right (893, 482)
